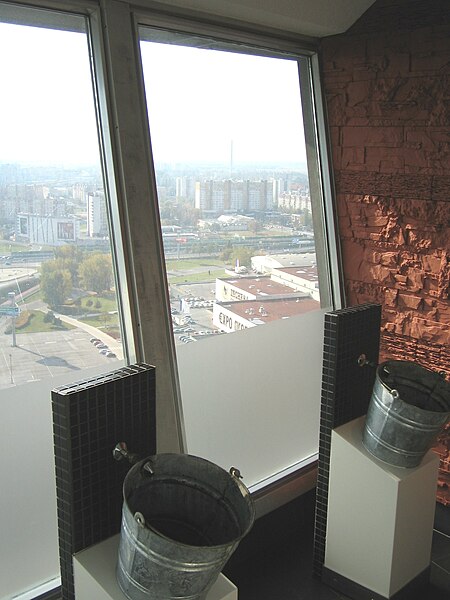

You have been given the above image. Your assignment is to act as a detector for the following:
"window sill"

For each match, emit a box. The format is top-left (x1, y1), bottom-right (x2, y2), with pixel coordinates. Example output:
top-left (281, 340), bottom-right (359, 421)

top-left (251, 459), bottom-right (318, 519)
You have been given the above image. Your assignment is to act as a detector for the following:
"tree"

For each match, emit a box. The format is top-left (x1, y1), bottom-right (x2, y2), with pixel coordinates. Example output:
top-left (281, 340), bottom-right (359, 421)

top-left (78, 253), bottom-right (113, 293)
top-left (43, 310), bottom-right (54, 323)
top-left (54, 246), bottom-right (86, 287)
top-left (40, 264), bottom-right (72, 307)
top-left (220, 248), bottom-right (232, 262)
top-left (229, 247), bottom-right (255, 269)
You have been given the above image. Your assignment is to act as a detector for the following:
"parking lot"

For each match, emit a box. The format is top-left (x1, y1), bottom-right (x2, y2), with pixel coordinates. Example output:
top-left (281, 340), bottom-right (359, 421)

top-left (0, 325), bottom-right (121, 390)
top-left (170, 282), bottom-right (226, 345)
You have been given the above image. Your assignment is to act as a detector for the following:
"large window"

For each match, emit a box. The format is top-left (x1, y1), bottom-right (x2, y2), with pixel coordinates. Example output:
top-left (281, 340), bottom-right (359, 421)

top-left (0, 7), bottom-right (127, 599)
top-left (140, 38), bottom-right (320, 331)
top-left (0, 23), bottom-right (124, 384)
top-left (138, 27), bottom-right (340, 488)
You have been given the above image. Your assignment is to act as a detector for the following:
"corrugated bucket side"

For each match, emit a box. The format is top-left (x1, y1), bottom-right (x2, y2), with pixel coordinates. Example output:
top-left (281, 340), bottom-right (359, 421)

top-left (362, 361), bottom-right (450, 468)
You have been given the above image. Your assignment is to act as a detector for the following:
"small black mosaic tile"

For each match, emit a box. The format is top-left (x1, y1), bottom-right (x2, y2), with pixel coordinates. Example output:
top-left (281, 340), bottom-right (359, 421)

top-left (313, 304), bottom-right (381, 579)
top-left (52, 363), bottom-right (156, 600)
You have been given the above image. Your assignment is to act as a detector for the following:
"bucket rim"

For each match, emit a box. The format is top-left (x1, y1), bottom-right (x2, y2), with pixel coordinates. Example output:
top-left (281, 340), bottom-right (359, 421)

top-left (376, 360), bottom-right (450, 416)
top-left (122, 452), bottom-right (256, 550)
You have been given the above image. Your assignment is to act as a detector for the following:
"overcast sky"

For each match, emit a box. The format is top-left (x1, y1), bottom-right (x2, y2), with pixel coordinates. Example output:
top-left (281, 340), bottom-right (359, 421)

top-left (0, 23), bottom-right (99, 165)
top-left (0, 22), bottom-right (307, 167)
top-left (140, 41), bottom-right (307, 166)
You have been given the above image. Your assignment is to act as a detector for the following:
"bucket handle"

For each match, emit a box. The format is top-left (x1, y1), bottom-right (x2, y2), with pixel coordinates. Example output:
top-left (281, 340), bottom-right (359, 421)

top-left (229, 466), bottom-right (252, 500)
top-left (391, 389), bottom-right (400, 400)
top-left (134, 511), bottom-right (146, 528)
top-left (229, 467), bottom-right (242, 479)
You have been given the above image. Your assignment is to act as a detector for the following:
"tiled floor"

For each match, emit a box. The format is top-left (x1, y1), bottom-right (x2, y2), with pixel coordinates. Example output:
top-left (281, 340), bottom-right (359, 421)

top-left (48, 490), bottom-right (450, 600)
top-left (224, 491), bottom-right (450, 600)
top-left (226, 530), bottom-right (449, 600)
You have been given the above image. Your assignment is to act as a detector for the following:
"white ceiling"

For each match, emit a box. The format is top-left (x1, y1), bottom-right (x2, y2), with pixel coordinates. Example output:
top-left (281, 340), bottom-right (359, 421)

top-left (141, 0), bottom-right (376, 37)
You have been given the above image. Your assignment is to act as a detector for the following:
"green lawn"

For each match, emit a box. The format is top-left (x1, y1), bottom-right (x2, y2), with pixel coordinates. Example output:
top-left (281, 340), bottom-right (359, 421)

top-left (165, 258), bottom-right (227, 284)
top-left (78, 295), bottom-right (119, 312)
top-left (165, 258), bottom-right (225, 271)
top-left (168, 268), bottom-right (226, 284)
top-left (69, 294), bottom-right (120, 335)
top-left (0, 242), bottom-right (28, 253)
top-left (9, 310), bottom-right (74, 334)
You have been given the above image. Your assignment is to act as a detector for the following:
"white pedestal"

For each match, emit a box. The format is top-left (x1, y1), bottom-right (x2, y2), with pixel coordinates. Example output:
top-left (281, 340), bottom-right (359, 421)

top-left (324, 416), bottom-right (439, 599)
top-left (73, 535), bottom-right (237, 600)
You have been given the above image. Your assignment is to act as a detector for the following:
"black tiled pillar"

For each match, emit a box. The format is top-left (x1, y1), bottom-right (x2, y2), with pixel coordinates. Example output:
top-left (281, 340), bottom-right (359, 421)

top-left (52, 363), bottom-right (156, 600)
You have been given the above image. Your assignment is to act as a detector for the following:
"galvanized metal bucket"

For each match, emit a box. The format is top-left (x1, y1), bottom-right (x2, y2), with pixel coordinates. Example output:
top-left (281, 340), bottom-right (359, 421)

top-left (116, 453), bottom-right (255, 600)
top-left (362, 360), bottom-right (450, 468)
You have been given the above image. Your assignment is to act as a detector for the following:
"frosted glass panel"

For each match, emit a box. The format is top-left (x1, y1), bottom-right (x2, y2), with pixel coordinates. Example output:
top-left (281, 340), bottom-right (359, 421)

top-left (0, 364), bottom-right (124, 600)
top-left (177, 309), bottom-right (324, 487)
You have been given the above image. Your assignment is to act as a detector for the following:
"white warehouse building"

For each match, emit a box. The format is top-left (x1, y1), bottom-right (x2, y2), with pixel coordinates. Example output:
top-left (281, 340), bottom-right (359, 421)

top-left (15, 213), bottom-right (79, 246)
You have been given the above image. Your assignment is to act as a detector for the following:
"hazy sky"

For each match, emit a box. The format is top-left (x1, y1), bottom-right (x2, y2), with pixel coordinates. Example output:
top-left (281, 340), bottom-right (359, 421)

top-left (0, 21), bottom-right (307, 167)
top-left (140, 41), bottom-right (307, 165)
top-left (0, 23), bottom-right (99, 165)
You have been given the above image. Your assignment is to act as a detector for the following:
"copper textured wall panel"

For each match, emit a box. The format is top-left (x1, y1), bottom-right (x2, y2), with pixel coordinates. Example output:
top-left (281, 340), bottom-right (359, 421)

top-left (321, 0), bottom-right (450, 512)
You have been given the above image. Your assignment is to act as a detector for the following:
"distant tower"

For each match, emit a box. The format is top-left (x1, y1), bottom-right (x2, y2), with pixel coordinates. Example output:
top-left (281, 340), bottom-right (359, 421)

top-left (230, 140), bottom-right (234, 178)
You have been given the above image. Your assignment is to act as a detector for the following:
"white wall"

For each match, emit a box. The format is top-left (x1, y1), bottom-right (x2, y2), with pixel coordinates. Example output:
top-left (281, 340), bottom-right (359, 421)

top-left (134, 0), bottom-right (375, 37)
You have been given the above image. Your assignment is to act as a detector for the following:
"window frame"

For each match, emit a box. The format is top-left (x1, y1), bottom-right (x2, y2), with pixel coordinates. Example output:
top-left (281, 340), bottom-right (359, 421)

top-left (131, 4), bottom-right (344, 512)
top-left (94, 0), bottom-right (186, 453)
top-left (0, 0), bottom-right (344, 597)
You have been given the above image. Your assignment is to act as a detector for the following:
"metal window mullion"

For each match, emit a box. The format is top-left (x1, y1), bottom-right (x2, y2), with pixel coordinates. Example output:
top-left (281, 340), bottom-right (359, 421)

top-left (93, 0), bottom-right (184, 453)
top-left (310, 52), bottom-right (345, 309)
top-left (299, 55), bottom-right (344, 310)
top-left (87, 8), bottom-right (135, 366)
